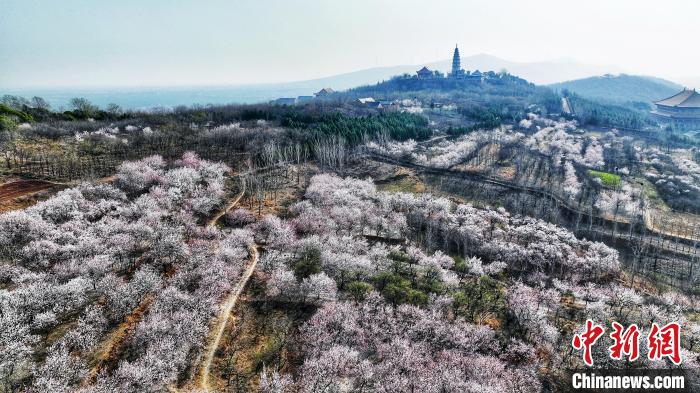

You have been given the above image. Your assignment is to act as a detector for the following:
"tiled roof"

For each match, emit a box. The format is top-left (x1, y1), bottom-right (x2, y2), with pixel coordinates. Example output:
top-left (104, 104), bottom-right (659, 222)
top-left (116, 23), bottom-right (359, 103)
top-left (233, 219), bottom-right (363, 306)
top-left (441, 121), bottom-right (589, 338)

top-left (315, 88), bottom-right (335, 95)
top-left (655, 89), bottom-right (700, 108)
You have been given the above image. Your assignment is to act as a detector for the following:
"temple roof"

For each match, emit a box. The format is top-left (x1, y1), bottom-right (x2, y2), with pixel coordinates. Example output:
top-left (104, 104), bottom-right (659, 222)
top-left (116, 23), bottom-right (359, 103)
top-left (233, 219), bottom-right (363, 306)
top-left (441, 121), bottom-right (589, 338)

top-left (315, 87), bottom-right (335, 96)
top-left (654, 89), bottom-right (700, 108)
top-left (417, 66), bottom-right (432, 73)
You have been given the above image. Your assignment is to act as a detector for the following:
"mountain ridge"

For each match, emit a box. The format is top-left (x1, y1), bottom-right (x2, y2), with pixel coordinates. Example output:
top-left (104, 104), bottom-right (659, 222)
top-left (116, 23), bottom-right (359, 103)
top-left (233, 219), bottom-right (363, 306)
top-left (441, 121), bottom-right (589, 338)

top-left (289, 53), bottom-right (628, 89)
top-left (550, 74), bottom-right (683, 104)
top-left (1, 54), bottom-right (690, 109)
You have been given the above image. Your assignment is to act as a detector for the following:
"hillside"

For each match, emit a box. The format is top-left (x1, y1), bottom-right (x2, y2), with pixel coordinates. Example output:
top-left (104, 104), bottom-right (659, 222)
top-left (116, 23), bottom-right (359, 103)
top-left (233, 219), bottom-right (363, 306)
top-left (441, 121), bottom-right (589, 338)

top-left (550, 74), bottom-right (683, 104)
top-left (343, 72), bottom-right (561, 125)
top-left (3, 91), bottom-right (700, 391)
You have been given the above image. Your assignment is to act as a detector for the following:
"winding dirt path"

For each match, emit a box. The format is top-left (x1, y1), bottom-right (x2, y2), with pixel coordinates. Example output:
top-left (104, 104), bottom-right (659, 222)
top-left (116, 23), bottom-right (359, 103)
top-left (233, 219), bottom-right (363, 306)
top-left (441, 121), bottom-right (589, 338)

top-left (199, 244), bottom-right (258, 392)
top-left (644, 209), bottom-right (700, 243)
top-left (206, 175), bottom-right (246, 227)
top-left (197, 173), bottom-right (259, 391)
top-left (86, 173), bottom-right (247, 389)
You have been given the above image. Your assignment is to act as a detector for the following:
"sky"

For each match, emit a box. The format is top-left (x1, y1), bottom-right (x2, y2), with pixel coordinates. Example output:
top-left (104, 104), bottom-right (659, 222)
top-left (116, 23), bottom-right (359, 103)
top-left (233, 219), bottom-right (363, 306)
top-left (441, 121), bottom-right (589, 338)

top-left (1, 0), bottom-right (699, 89)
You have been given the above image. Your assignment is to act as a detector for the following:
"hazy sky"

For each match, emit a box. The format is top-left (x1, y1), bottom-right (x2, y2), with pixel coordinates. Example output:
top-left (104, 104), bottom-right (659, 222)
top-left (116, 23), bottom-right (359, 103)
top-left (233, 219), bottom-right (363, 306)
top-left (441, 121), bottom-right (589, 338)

top-left (1, 0), bottom-right (698, 88)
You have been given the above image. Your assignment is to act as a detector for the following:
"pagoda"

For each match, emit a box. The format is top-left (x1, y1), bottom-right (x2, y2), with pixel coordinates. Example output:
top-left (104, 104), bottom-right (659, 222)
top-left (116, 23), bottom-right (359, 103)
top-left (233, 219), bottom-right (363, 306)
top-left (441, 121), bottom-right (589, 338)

top-left (652, 88), bottom-right (700, 123)
top-left (449, 45), bottom-right (465, 78)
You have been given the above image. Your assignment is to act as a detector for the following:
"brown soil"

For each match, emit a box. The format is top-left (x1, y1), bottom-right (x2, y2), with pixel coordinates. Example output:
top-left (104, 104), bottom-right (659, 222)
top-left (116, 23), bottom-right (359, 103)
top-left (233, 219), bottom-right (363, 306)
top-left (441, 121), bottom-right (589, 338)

top-left (85, 294), bottom-right (156, 381)
top-left (206, 294), bottom-right (314, 392)
top-left (0, 179), bottom-right (59, 212)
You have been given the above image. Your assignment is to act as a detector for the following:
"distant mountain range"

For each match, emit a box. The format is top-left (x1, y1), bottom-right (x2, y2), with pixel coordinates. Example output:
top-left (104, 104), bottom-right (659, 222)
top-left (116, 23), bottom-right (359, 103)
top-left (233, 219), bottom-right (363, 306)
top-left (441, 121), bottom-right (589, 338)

top-left (426, 54), bottom-right (628, 85)
top-left (2, 54), bottom-right (692, 109)
top-left (299, 53), bottom-right (627, 89)
top-left (549, 74), bottom-right (683, 104)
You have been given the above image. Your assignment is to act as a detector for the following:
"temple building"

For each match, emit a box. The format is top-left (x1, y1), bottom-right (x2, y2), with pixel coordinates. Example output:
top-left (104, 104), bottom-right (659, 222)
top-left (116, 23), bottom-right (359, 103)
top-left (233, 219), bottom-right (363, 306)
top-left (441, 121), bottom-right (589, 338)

top-left (416, 66), bottom-right (434, 79)
top-left (314, 87), bottom-right (335, 97)
top-left (411, 45), bottom-right (488, 82)
top-left (652, 88), bottom-right (700, 123)
top-left (449, 45), bottom-right (465, 78)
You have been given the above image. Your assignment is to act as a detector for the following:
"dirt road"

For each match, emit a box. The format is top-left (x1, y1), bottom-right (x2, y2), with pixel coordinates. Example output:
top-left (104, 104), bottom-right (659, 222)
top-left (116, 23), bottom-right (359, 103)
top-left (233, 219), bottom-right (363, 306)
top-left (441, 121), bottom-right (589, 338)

top-left (206, 176), bottom-right (246, 227)
top-left (198, 173), bottom-right (257, 391)
top-left (199, 244), bottom-right (258, 392)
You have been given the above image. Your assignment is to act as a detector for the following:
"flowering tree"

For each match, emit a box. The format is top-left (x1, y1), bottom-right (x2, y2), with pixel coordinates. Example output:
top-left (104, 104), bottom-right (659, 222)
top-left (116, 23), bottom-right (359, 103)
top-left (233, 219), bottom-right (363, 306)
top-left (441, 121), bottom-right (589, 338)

top-left (0, 153), bottom-right (245, 391)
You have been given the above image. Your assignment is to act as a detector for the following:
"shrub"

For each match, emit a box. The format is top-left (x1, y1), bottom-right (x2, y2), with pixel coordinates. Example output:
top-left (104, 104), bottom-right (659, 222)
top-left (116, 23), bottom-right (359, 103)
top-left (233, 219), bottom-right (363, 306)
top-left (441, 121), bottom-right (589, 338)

top-left (346, 281), bottom-right (372, 302)
top-left (293, 248), bottom-right (322, 279)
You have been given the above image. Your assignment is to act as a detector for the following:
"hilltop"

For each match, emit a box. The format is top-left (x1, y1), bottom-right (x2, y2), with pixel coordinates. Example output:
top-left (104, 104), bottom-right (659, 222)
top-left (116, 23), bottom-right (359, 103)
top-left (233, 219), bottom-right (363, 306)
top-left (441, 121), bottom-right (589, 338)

top-left (550, 74), bottom-right (683, 104)
top-left (307, 53), bottom-right (624, 87)
top-left (425, 53), bottom-right (624, 85)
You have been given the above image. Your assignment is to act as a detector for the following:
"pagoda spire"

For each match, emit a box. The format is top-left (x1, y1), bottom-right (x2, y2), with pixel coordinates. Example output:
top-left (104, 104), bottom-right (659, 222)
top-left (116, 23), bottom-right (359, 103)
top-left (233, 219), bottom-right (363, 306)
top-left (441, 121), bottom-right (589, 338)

top-left (451, 44), bottom-right (462, 77)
